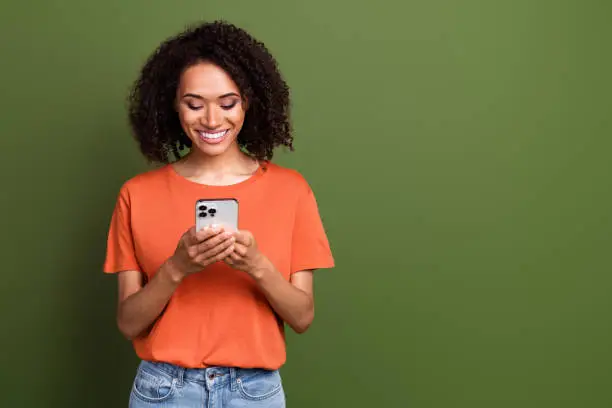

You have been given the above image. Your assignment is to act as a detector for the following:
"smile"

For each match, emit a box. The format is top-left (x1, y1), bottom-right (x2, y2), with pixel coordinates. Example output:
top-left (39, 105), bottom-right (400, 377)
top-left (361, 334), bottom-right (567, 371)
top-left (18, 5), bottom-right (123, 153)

top-left (198, 130), bottom-right (229, 144)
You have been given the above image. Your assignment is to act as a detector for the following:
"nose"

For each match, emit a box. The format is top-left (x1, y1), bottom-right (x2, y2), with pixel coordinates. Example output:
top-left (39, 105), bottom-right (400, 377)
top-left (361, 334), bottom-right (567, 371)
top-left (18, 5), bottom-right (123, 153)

top-left (200, 105), bottom-right (222, 129)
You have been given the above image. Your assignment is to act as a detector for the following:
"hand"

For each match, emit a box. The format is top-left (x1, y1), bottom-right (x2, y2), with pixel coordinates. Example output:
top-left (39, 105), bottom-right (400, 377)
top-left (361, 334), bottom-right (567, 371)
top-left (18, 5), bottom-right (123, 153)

top-left (167, 225), bottom-right (235, 281)
top-left (224, 230), bottom-right (268, 276)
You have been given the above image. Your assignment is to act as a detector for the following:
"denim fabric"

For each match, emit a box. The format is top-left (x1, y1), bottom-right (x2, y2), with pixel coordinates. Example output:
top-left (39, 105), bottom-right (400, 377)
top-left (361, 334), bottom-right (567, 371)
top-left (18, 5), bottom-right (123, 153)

top-left (128, 360), bottom-right (286, 407)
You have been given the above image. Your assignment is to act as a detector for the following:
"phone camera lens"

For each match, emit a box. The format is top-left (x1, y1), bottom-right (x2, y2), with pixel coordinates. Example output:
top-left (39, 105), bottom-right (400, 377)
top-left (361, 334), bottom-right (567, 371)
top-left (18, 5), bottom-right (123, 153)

top-left (199, 212), bottom-right (207, 217)
top-left (199, 205), bottom-right (207, 211)
top-left (208, 209), bottom-right (216, 214)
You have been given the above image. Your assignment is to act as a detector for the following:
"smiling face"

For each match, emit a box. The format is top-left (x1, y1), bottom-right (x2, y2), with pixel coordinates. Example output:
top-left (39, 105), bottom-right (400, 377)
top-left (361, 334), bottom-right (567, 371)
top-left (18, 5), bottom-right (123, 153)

top-left (176, 61), bottom-right (246, 158)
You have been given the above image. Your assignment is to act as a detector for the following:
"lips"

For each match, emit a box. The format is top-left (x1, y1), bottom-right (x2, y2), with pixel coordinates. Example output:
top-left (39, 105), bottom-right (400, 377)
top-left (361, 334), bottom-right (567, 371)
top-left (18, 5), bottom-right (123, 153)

top-left (198, 130), bottom-right (229, 145)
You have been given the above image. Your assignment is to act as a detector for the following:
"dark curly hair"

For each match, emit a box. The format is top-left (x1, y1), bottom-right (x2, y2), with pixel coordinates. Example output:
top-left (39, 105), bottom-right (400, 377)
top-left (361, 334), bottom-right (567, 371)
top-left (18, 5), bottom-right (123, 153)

top-left (127, 20), bottom-right (293, 163)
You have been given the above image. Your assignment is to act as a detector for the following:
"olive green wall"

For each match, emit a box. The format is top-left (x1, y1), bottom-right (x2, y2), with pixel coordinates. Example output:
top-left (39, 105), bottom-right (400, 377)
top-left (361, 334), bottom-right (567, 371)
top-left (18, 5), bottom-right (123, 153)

top-left (1, 1), bottom-right (610, 407)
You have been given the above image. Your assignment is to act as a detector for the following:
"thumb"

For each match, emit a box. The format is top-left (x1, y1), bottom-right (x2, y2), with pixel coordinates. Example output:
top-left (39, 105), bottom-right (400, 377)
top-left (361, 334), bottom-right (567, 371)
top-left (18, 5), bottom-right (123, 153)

top-left (234, 230), bottom-right (253, 246)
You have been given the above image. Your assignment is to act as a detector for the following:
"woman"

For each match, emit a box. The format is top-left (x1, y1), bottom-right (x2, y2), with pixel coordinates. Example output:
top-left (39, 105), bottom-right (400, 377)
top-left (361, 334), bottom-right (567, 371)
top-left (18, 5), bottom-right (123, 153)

top-left (103, 20), bottom-right (334, 407)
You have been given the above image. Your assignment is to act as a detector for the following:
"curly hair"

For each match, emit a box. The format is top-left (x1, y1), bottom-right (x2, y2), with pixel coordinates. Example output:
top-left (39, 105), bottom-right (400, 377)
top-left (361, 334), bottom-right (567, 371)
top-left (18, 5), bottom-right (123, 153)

top-left (127, 20), bottom-right (293, 163)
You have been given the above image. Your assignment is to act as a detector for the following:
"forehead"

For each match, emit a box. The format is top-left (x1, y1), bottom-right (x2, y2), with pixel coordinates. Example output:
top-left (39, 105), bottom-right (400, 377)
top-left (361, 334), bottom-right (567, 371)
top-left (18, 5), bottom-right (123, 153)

top-left (178, 61), bottom-right (240, 97)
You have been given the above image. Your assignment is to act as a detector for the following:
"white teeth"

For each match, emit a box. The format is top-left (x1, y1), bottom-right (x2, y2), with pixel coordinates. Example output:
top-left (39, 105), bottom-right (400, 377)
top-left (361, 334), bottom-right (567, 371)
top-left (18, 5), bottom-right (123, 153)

top-left (199, 130), bottom-right (227, 139)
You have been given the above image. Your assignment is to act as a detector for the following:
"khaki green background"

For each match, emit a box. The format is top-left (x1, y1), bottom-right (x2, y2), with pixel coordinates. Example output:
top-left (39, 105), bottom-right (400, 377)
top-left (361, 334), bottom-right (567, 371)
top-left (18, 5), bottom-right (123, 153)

top-left (1, 1), bottom-right (611, 407)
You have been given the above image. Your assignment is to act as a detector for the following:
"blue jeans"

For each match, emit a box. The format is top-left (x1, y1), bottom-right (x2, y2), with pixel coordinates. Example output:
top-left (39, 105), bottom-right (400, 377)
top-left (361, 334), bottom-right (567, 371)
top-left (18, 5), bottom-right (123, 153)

top-left (128, 360), bottom-right (286, 407)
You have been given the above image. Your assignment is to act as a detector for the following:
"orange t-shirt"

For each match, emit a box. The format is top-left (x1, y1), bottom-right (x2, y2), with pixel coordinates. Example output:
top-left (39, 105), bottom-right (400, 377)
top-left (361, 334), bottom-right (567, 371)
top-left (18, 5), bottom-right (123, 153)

top-left (103, 162), bottom-right (334, 369)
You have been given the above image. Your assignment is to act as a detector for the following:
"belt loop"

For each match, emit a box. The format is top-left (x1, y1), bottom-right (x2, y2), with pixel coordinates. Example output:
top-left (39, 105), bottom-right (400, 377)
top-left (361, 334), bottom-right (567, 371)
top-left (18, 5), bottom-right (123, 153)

top-left (176, 366), bottom-right (185, 387)
top-left (230, 368), bottom-right (238, 391)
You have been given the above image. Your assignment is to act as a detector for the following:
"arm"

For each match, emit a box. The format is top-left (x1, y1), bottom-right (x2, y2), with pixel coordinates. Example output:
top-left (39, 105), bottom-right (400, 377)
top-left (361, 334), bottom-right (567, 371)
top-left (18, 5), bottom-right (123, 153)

top-left (116, 260), bottom-right (183, 340)
top-left (116, 226), bottom-right (235, 340)
top-left (251, 260), bottom-right (315, 334)
top-left (225, 231), bottom-right (316, 334)
top-left (238, 182), bottom-right (332, 333)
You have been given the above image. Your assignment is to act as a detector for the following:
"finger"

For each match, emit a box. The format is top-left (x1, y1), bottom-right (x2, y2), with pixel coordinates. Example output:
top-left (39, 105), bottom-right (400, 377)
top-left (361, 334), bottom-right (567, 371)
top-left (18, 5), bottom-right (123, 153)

top-left (183, 226), bottom-right (198, 245)
top-left (195, 225), bottom-right (225, 243)
top-left (233, 230), bottom-right (251, 246)
top-left (196, 236), bottom-right (234, 264)
top-left (196, 231), bottom-right (233, 255)
top-left (198, 225), bottom-right (225, 241)
top-left (208, 243), bottom-right (236, 265)
top-left (234, 243), bottom-right (248, 257)
top-left (185, 231), bottom-right (227, 260)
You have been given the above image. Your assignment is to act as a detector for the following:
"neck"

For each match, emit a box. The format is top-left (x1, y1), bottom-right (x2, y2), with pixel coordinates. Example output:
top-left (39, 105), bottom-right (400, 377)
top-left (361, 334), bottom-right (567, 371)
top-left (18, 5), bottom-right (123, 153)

top-left (179, 143), bottom-right (258, 177)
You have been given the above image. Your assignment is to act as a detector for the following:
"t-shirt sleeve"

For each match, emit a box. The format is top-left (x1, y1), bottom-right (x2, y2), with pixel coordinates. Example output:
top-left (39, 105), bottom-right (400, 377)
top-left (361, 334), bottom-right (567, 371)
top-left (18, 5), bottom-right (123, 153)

top-left (290, 183), bottom-right (335, 274)
top-left (103, 184), bottom-right (141, 274)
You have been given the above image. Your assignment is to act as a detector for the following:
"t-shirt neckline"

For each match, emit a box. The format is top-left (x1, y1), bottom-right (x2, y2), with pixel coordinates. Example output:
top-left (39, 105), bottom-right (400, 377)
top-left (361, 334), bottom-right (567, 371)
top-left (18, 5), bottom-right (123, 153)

top-left (166, 161), bottom-right (268, 193)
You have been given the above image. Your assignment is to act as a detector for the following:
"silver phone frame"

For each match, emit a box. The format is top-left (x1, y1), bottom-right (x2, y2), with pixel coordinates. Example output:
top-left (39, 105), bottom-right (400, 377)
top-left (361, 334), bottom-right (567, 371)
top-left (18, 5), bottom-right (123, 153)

top-left (195, 198), bottom-right (239, 232)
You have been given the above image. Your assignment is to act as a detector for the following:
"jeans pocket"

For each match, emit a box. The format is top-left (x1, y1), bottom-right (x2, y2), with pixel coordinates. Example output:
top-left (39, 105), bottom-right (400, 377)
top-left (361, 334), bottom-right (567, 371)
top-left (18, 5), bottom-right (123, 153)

top-left (237, 369), bottom-right (283, 401)
top-left (131, 362), bottom-right (175, 403)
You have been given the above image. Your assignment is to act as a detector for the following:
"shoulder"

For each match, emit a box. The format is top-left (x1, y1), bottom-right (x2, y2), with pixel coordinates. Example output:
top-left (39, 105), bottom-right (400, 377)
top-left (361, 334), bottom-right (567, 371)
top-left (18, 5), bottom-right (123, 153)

top-left (115, 165), bottom-right (171, 201)
top-left (262, 162), bottom-right (311, 195)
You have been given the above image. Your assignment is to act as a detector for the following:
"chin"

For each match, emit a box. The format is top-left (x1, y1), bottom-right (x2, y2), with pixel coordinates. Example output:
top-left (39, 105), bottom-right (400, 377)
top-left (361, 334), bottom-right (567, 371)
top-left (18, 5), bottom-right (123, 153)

top-left (194, 145), bottom-right (230, 157)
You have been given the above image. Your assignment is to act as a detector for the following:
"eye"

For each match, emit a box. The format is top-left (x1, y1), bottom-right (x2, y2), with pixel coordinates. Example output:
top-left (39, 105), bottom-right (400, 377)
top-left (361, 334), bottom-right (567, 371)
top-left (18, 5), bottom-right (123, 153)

top-left (220, 101), bottom-right (238, 110)
top-left (187, 103), bottom-right (203, 111)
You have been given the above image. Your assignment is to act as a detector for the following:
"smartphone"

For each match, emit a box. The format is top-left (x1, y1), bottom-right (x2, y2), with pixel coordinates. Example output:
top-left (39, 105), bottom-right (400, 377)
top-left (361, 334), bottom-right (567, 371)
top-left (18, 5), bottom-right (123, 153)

top-left (195, 198), bottom-right (239, 233)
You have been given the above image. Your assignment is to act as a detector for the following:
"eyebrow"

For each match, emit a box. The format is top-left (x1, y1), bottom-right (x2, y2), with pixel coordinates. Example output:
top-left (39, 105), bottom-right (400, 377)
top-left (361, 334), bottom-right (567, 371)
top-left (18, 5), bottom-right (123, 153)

top-left (182, 92), bottom-right (240, 100)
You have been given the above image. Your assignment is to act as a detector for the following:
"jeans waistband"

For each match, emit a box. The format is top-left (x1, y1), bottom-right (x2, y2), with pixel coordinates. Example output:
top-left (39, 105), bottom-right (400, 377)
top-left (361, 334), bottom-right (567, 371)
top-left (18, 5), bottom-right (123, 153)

top-left (139, 360), bottom-right (277, 386)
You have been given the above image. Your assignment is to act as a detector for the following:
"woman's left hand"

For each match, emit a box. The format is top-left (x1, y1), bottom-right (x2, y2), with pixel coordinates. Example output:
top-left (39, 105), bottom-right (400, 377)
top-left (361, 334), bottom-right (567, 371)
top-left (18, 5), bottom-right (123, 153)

top-left (224, 230), bottom-right (268, 277)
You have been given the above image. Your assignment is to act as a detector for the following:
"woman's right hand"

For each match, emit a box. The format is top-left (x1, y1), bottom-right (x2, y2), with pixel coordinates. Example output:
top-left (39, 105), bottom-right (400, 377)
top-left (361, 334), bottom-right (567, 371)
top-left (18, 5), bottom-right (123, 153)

top-left (167, 225), bottom-right (235, 280)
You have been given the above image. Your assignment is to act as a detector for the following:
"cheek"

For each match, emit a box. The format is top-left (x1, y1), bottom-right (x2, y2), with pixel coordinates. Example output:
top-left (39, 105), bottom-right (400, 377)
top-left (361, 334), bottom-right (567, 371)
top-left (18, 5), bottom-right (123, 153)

top-left (178, 109), bottom-right (199, 124)
top-left (227, 109), bottom-right (246, 126)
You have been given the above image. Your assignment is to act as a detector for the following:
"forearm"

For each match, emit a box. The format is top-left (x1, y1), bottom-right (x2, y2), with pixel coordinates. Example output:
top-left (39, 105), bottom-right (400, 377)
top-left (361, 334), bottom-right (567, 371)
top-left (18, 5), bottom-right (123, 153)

top-left (252, 259), bottom-right (314, 334)
top-left (117, 260), bottom-right (182, 340)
